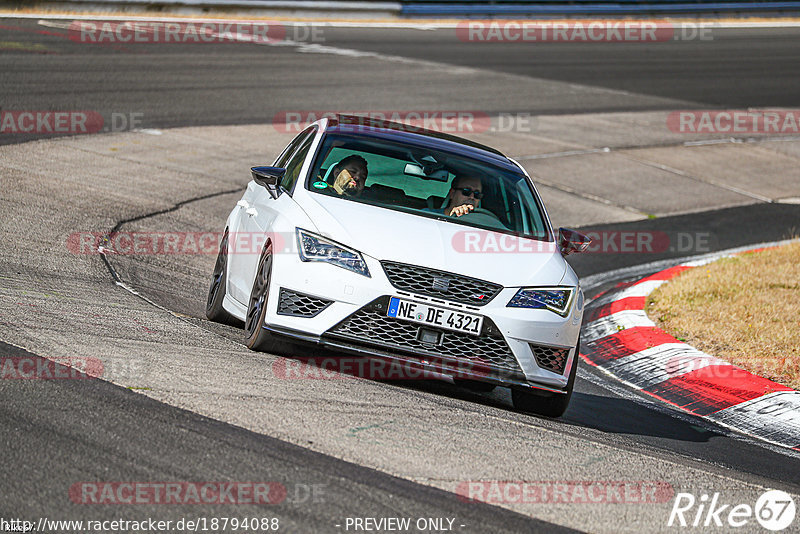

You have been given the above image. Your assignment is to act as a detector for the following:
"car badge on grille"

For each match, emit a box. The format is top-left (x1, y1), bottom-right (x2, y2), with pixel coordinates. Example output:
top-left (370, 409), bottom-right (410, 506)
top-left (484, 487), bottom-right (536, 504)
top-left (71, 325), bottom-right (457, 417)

top-left (431, 277), bottom-right (450, 291)
top-left (471, 294), bottom-right (486, 300)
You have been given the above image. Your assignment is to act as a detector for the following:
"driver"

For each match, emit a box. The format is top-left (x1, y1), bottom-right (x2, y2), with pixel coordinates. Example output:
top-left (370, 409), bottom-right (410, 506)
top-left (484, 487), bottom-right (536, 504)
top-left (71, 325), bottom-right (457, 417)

top-left (436, 174), bottom-right (484, 217)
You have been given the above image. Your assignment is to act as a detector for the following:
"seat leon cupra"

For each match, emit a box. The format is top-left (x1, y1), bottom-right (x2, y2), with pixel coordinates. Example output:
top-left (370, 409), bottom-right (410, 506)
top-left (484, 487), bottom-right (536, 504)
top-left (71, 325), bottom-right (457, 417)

top-left (206, 115), bottom-right (590, 417)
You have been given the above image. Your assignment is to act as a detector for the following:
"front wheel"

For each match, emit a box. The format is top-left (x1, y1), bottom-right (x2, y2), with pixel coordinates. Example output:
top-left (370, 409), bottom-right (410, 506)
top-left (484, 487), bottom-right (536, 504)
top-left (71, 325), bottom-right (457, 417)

top-left (244, 242), bottom-right (285, 353)
top-left (512, 343), bottom-right (579, 418)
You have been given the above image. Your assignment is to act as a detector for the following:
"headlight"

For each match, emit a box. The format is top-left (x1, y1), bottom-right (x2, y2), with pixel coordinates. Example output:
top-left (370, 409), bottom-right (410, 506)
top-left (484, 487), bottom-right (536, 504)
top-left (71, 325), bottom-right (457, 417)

top-left (296, 228), bottom-right (370, 277)
top-left (507, 287), bottom-right (574, 316)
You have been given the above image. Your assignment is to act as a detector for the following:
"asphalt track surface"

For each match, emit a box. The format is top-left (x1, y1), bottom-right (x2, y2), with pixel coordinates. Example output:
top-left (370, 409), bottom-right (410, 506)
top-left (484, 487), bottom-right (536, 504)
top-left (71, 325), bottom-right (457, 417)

top-left (1, 21), bottom-right (800, 144)
top-left (0, 340), bottom-right (559, 533)
top-left (2, 16), bottom-right (800, 533)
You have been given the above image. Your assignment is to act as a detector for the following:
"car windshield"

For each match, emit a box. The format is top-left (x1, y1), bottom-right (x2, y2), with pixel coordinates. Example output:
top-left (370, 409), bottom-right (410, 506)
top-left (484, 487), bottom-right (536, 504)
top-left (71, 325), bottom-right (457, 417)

top-left (305, 133), bottom-right (552, 241)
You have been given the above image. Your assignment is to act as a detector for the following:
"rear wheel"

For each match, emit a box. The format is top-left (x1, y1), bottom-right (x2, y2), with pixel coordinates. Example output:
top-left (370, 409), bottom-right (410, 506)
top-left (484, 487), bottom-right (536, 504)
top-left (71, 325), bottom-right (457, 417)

top-left (244, 242), bottom-right (292, 353)
top-left (205, 229), bottom-right (235, 324)
top-left (512, 343), bottom-right (579, 418)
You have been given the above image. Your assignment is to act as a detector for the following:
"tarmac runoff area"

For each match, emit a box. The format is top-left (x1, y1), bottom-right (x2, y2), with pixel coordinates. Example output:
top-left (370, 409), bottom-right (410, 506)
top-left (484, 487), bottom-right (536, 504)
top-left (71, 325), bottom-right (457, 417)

top-left (2, 112), bottom-right (800, 531)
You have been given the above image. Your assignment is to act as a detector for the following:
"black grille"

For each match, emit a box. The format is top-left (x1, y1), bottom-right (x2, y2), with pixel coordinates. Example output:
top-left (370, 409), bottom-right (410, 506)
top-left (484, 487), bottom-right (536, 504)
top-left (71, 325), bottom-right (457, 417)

top-left (381, 261), bottom-right (502, 306)
top-left (530, 344), bottom-right (569, 374)
top-left (327, 303), bottom-right (521, 373)
top-left (277, 288), bottom-right (333, 318)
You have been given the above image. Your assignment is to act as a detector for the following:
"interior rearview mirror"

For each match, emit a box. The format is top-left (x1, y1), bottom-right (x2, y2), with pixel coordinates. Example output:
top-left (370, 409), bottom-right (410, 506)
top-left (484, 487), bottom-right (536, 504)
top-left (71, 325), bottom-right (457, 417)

top-left (403, 163), bottom-right (449, 181)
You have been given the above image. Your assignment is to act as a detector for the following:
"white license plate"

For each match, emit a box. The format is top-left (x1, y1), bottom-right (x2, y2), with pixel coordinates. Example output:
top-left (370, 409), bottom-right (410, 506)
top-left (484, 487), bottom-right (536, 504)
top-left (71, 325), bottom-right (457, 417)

top-left (387, 297), bottom-right (483, 336)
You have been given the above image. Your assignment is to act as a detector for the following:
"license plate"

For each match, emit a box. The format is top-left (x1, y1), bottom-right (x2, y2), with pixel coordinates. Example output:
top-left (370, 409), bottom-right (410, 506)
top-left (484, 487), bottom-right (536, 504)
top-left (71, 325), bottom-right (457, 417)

top-left (387, 297), bottom-right (483, 336)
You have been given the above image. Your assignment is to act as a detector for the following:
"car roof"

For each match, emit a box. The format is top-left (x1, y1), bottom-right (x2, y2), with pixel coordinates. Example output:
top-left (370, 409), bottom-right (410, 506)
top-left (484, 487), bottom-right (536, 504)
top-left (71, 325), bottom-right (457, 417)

top-left (322, 114), bottom-right (519, 171)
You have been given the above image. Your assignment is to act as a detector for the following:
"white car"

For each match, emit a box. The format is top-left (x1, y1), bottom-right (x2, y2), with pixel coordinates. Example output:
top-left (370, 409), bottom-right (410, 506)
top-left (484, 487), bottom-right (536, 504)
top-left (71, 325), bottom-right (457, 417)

top-left (206, 115), bottom-right (590, 417)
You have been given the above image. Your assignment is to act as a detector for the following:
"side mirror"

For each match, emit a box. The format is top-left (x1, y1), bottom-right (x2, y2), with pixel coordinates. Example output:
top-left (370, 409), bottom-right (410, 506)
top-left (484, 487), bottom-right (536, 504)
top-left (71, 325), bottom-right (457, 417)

top-left (558, 227), bottom-right (591, 256)
top-left (251, 166), bottom-right (286, 199)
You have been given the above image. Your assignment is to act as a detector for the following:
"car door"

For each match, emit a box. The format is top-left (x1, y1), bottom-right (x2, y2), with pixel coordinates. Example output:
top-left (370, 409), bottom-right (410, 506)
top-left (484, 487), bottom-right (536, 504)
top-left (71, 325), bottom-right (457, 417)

top-left (228, 127), bottom-right (317, 304)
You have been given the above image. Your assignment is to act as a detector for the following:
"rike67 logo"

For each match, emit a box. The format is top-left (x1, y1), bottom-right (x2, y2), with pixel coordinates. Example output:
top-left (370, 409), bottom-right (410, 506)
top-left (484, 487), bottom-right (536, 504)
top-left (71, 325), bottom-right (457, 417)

top-left (668, 490), bottom-right (796, 530)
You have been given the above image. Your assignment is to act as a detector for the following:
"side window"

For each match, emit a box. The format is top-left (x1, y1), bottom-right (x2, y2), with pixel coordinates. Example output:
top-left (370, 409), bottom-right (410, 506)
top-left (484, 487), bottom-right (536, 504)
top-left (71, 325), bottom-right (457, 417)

top-left (274, 127), bottom-right (316, 168)
top-left (281, 134), bottom-right (314, 193)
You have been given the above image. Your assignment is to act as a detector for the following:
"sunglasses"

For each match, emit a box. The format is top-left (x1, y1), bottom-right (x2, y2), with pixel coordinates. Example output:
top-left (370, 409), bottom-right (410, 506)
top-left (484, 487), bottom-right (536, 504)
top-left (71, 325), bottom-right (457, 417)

top-left (456, 187), bottom-right (484, 199)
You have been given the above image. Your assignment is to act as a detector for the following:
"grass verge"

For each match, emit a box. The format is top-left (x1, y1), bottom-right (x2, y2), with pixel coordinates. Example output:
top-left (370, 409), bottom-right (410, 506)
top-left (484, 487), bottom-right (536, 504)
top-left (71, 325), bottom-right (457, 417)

top-left (647, 241), bottom-right (800, 390)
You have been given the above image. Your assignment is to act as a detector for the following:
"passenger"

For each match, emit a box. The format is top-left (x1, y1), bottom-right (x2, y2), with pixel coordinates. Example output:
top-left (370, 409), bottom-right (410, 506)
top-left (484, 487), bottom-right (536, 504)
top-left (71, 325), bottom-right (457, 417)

top-left (329, 155), bottom-right (368, 197)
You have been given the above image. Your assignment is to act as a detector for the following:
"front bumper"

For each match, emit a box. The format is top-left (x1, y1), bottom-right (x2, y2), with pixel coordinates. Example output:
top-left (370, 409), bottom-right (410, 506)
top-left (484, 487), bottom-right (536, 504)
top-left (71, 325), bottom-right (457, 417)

top-left (260, 247), bottom-right (581, 390)
top-left (265, 323), bottom-right (568, 394)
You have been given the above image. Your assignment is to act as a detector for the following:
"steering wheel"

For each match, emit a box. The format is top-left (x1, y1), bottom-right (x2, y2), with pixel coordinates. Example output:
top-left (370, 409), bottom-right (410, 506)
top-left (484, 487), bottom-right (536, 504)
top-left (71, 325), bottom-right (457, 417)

top-left (456, 207), bottom-right (501, 220)
top-left (454, 207), bottom-right (506, 228)
top-left (471, 207), bottom-right (501, 220)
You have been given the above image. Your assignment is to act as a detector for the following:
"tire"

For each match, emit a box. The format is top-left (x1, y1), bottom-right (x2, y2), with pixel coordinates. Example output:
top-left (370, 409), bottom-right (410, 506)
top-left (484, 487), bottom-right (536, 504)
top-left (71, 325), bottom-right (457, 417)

top-left (205, 229), bottom-right (236, 324)
top-left (512, 343), bottom-right (579, 418)
top-left (244, 241), bottom-right (286, 353)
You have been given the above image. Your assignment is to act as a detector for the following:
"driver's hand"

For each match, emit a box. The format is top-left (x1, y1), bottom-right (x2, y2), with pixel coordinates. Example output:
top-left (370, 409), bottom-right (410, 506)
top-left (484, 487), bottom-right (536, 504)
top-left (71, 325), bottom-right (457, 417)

top-left (448, 204), bottom-right (474, 217)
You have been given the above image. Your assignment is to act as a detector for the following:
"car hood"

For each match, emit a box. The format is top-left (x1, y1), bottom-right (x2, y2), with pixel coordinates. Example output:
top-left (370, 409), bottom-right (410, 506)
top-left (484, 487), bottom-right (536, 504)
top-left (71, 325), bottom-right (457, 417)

top-left (298, 193), bottom-right (567, 288)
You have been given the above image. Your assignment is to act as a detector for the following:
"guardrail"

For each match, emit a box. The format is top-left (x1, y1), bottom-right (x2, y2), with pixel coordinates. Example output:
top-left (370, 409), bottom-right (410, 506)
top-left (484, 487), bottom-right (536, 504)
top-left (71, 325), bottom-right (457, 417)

top-left (401, 0), bottom-right (800, 16)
